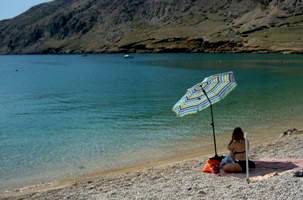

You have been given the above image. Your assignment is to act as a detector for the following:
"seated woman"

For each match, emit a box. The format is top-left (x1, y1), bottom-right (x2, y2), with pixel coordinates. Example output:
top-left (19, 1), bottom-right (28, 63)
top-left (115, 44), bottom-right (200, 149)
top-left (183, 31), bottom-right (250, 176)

top-left (223, 127), bottom-right (255, 173)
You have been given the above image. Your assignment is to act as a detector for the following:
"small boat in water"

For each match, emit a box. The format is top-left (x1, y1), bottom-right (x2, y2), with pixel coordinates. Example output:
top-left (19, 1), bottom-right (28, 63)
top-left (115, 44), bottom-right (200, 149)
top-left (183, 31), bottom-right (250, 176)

top-left (124, 54), bottom-right (134, 59)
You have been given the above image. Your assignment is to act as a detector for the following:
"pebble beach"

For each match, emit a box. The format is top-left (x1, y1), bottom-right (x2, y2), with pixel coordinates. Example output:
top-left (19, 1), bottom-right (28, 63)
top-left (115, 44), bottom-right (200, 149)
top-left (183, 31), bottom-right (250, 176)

top-left (1, 131), bottom-right (302, 200)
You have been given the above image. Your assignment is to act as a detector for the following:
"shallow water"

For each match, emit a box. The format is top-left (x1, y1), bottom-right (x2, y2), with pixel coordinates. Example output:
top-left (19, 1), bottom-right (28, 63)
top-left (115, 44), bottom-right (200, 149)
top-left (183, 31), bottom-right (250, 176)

top-left (0, 53), bottom-right (303, 190)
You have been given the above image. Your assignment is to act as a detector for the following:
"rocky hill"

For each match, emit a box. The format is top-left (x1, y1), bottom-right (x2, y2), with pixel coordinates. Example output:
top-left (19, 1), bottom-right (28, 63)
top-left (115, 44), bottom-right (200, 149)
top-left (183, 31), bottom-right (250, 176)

top-left (0, 0), bottom-right (303, 54)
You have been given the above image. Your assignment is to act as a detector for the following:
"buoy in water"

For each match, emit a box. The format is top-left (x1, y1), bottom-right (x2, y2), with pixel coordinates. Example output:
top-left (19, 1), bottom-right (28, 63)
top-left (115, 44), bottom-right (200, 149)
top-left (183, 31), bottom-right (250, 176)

top-left (124, 54), bottom-right (134, 59)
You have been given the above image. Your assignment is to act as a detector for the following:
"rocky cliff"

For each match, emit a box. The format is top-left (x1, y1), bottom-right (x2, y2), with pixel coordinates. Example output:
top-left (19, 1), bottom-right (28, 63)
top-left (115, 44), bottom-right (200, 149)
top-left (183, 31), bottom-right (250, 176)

top-left (1, 0), bottom-right (303, 54)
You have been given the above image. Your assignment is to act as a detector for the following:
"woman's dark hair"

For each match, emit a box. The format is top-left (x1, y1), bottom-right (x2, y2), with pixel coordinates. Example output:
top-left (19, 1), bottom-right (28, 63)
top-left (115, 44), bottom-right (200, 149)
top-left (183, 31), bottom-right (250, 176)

top-left (230, 127), bottom-right (244, 144)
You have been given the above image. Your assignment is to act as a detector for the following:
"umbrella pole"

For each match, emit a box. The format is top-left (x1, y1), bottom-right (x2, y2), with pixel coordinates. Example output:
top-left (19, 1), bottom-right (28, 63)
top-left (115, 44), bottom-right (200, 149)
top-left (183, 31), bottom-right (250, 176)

top-left (202, 89), bottom-right (218, 156)
top-left (210, 104), bottom-right (217, 156)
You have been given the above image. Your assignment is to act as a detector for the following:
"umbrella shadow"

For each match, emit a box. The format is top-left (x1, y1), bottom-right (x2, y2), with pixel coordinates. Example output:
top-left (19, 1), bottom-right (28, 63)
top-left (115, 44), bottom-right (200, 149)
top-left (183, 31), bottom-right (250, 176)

top-left (221, 160), bottom-right (302, 179)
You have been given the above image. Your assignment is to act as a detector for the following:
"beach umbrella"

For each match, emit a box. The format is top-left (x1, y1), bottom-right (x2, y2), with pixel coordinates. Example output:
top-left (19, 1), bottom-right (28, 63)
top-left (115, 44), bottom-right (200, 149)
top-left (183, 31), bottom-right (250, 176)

top-left (172, 71), bottom-right (237, 156)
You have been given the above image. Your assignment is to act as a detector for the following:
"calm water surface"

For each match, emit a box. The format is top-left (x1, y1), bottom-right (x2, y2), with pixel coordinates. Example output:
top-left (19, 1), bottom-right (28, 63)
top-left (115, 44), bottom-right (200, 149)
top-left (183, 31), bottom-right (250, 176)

top-left (0, 54), bottom-right (303, 190)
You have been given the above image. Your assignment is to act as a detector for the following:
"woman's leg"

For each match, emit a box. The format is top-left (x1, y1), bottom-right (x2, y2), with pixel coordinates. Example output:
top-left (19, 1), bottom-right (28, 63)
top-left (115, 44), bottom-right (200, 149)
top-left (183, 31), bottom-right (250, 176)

top-left (223, 163), bottom-right (242, 173)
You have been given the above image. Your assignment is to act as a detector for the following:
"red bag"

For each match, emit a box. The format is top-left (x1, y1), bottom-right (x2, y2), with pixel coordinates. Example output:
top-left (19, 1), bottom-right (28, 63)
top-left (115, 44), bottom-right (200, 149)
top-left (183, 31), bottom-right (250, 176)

top-left (202, 159), bottom-right (221, 174)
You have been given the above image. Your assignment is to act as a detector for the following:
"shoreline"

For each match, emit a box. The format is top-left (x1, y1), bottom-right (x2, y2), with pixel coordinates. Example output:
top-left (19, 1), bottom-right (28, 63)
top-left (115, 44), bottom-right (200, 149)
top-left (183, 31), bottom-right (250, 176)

top-left (0, 49), bottom-right (303, 56)
top-left (1, 122), bottom-right (300, 199)
top-left (1, 50), bottom-right (303, 56)
top-left (1, 129), bottom-right (302, 199)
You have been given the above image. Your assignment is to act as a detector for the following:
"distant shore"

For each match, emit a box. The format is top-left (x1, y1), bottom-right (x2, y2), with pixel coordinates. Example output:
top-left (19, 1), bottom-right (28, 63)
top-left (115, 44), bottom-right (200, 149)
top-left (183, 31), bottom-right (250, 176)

top-left (1, 127), bottom-right (302, 200)
top-left (1, 49), bottom-right (303, 55)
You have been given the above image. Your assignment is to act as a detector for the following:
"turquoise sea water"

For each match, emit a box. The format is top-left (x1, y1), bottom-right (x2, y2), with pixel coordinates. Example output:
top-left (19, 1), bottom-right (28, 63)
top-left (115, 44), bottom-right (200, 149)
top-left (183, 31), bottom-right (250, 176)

top-left (0, 54), bottom-right (303, 190)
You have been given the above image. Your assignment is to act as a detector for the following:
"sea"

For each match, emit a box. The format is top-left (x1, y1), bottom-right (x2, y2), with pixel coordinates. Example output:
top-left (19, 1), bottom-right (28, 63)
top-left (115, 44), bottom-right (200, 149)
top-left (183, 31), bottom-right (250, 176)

top-left (0, 53), bottom-right (303, 190)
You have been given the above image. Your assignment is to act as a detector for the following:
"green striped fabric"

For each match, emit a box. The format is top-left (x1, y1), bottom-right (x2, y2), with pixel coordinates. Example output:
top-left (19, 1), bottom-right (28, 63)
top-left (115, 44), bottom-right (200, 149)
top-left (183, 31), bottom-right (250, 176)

top-left (173, 71), bottom-right (237, 117)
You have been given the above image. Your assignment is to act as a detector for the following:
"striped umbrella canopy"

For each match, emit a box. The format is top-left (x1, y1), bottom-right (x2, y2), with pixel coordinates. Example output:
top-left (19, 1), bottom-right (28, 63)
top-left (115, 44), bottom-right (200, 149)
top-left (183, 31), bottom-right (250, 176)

top-left (173, 71), bottom-right (237, 117)
top-left (172, 71), bottom-right (237, 156)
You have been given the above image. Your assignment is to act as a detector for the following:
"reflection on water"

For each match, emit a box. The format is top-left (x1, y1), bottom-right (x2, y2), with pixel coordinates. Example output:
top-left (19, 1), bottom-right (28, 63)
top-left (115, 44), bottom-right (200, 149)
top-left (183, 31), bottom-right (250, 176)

top-left (0, 53), bottom-right (303, 190)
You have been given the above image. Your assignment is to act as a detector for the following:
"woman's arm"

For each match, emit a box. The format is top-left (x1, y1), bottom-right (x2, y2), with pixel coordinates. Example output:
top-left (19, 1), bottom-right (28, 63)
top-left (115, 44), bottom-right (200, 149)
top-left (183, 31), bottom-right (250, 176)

top-left (228, 140), bottom-right (234, 151)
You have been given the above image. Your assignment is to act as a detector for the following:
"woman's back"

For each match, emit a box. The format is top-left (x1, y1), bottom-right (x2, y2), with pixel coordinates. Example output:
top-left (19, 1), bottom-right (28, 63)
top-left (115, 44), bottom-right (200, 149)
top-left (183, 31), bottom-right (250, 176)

top-left (228, 139), bottom-right (247, 161)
